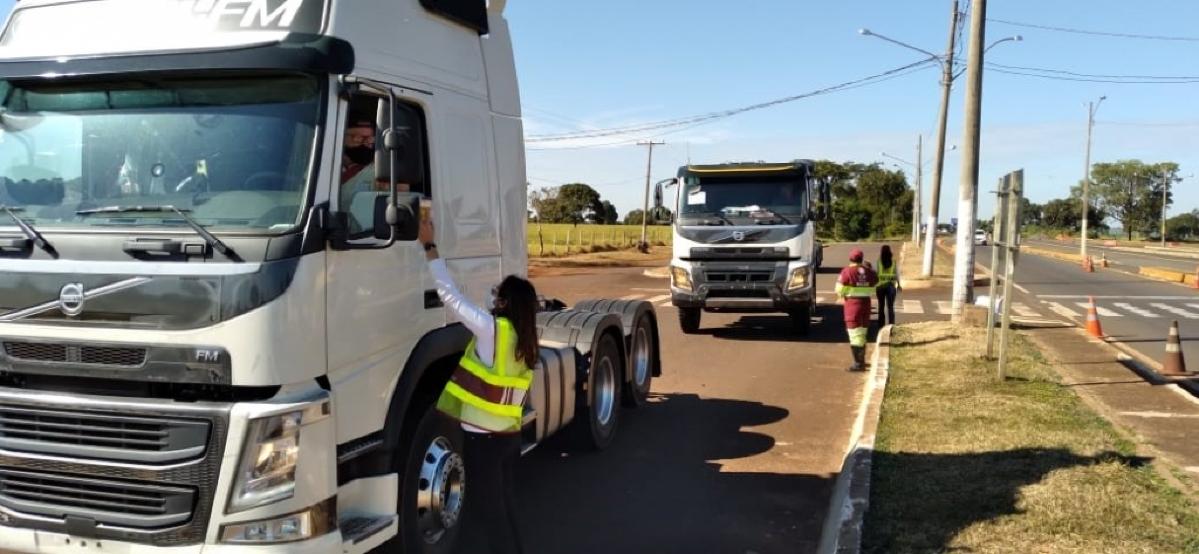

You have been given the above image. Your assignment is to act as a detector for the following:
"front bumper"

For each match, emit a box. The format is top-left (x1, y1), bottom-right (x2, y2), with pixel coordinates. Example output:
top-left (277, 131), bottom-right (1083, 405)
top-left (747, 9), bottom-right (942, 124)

top-left (0, 527), bottom-right (344, 553)
top-left (671, 260), bottom-right (814, 312)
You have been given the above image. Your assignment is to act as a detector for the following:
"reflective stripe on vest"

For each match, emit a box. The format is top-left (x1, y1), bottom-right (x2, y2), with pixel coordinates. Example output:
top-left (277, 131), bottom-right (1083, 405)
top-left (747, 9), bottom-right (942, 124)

top-left (436, 317), bottom-right (533, 433)
top-left (877, 262), bottom-right (896, 285)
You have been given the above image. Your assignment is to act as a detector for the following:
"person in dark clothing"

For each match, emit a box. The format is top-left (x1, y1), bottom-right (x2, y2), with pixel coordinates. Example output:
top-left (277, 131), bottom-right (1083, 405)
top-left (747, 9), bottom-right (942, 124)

top-left (875, 245), bottom-right (901, 327)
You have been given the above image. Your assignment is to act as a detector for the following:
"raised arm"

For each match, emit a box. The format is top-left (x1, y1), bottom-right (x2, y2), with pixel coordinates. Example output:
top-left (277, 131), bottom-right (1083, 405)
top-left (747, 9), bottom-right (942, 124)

top-left (421, 216), bottom-right (496, 365)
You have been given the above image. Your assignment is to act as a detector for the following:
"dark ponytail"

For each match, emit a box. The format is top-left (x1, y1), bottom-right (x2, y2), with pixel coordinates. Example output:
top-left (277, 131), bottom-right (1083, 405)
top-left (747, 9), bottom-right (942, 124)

top-left (493, 275), bottom-right (540, 367)
top-left (880, 245), bottom-right (894, 268)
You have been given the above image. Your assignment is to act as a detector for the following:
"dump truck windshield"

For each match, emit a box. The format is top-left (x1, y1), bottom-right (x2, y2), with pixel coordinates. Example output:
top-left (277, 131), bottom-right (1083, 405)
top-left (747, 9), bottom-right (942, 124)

top-left (0, 73), bottom-right (321, 233)
top-left (680, 176), bottom-right (807, 223)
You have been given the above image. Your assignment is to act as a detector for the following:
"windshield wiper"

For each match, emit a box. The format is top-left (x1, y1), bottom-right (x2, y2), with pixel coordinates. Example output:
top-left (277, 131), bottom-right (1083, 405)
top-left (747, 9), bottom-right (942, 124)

top-left (694, 212), bottom-right (735, 226)
top-left (754, 208), bottom-right (792, 224)
top-left (0, 205), bottom-right (57, 257)
top-left (77, 205), bottom-right (240, 261)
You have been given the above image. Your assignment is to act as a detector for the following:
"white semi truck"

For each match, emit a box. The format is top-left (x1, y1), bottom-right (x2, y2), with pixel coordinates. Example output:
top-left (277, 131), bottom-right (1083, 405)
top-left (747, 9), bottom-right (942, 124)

top-left (0, 0), bottom-right (661, 552)
top-left (667, 162), bottom-right (829, 334)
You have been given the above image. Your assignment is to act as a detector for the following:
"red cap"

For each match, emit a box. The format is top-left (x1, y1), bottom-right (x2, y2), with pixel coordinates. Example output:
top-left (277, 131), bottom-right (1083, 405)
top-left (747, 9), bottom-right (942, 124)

top-left (849, 248), bottom-right (864, 262)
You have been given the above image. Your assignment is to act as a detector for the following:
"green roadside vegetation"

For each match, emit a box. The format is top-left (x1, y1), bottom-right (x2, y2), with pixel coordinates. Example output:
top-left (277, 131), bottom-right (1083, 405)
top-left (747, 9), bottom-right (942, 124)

top-left (863, 322), bottom-right (1199, 554)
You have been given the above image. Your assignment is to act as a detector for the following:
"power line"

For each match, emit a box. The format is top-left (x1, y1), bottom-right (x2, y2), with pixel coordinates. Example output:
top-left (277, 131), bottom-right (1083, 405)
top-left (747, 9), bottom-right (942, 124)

top-left (988, 62), bottom-right (1199, 81)
top-left (524, 58), bottom-right (938, 143)
top-left (987, 17), bottom-right (1199, 42)
top-left (1095, 120), bottom-right (1199, 128)
top-left (988, 65), bottom-right (1199, 84)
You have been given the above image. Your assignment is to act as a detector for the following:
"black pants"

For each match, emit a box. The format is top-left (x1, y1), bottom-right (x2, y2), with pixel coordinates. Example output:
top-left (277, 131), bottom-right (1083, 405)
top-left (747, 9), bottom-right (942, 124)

top-left (464, 430), bottom-right (524, 554)
top-left (876, 284), bottom-right (897, 327)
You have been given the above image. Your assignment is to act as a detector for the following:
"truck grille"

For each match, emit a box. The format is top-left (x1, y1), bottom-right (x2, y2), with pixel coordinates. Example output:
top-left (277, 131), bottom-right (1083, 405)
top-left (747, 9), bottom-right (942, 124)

top-left (5, 341), bottom-right (146, 368)
top-left (705, 271), bottom-right (773, 283)
top-left (0, 405), bottom-right (209, 464)
top-left (0, 469), bottom-right (195, 529)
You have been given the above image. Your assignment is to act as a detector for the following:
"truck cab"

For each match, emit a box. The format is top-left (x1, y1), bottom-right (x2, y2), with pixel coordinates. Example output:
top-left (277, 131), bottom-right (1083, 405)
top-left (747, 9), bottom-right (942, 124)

top-left (668, 162), bottom-right (829, 334)
top-left (0, 0), bottom-right (659, 552)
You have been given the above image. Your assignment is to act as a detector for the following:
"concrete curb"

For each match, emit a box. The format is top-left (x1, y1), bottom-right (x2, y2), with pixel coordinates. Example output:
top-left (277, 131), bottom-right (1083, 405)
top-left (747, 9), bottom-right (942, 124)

top-left (817, 325), bottom-right (892, 554)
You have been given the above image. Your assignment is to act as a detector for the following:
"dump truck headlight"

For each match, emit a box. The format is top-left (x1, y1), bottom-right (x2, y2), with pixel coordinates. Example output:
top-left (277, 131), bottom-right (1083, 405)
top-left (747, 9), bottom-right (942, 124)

top-left (220, 498), bottom-right (335, 544)
top-left (229, 402), bottom-right (327, 513)
top-left (671, 266), bottom-right (693, 291)
top-left (787, 266), bottom-right (810, 291)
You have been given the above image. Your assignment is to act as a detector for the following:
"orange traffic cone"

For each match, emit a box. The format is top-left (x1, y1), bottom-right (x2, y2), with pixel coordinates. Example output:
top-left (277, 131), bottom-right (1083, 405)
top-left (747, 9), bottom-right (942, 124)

top-left (1085, 296), bottom-right (1104, 338)
top-left (1162, 320), bottom-right (1189, 376)
top-left (1192, 265), bottom-right (1199, 290)
top-left (1082, 256), bottom-right (1095, 273)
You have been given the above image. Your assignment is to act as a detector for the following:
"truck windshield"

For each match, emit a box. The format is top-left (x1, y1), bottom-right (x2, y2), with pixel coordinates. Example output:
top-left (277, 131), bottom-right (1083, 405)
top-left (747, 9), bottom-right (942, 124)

top-left (0, 73), bottom-right (321, 233)
top-left (680, 176), bottom-right (807, 223)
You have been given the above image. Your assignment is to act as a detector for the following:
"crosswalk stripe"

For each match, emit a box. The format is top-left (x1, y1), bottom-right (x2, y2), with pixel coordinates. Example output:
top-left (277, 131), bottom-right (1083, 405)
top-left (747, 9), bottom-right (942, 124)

top-left (620, 294), bottom-right (643, 300)
top-left (1187, 304), bottom-right (1199, 312)
top-left (1075, 302), bottom-right (1122, 317)
top-left (657, 302), bottom-right (673, 308)
top-left (1047, 302), bottom-right (1081, 319)
top-left (1114, 303), bottom-right (1159, 318)
top-left (1012, 303), bottom-right (1040, 317)
top-left (901, 300), bottom-right (924, 314)
top-left (934, 301), bottom-right (953, 315)
top-left (1150, 303), bottom-right (1199, 319)
top-left (647, 294), bottom-right (670, 303)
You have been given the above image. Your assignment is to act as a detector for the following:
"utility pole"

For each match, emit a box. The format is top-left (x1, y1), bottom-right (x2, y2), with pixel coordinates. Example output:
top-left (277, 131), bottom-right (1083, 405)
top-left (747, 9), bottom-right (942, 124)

top-left (922, 0), bottom-right (959, 277)
top-left (1080, 97), bottom-right (1105, 260)
top-left (950, 0), bottom-right (985, 322)
top-left (1161, 173), bottom-right (1170, 247)
top-left (637, 140), bottom-right (665, 252)
top-left (914, 134), bottom-right (924, 244)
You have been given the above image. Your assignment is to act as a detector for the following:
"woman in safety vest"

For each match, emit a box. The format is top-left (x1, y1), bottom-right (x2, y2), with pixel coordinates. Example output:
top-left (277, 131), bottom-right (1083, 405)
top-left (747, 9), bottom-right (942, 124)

top-left (836, 248), bottom-right (878, 371)
top-left (875, 245), bottom-right (901, 327)
top-left (421, 215), bottom-right (535, 554)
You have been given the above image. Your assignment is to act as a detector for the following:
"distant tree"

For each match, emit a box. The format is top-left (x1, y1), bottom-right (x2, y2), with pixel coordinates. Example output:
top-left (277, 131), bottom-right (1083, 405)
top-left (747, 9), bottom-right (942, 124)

top-left (1089, 160), bottom-right (1180, 240)
top-left (1167, 210), bottom-right (1199, 241)
top-left (832, 198), bottom-right (872, 241)
top-left (530, 183), bottom-right (603, 224)
top-left (624, 209), bottom-right (646, 226)
top-left (1042, 197), bottom-right (1107, 233)
top-left (1020, 198), bottom-right (1042, 226)
top-left (590, 200), bottom-right (619, 225)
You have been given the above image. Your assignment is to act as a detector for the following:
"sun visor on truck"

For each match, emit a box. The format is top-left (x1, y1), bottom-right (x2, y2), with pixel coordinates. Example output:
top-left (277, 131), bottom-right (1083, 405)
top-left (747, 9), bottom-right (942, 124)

top-left (0, 0), bottom-right (328, 56)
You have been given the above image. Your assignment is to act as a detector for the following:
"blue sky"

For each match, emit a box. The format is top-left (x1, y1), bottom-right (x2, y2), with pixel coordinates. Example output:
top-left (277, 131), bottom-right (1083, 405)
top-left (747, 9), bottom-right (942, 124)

top-left (508, 0), bottom-right (1199, 223)
top-left (2, 0), bottom-right (1195, 224)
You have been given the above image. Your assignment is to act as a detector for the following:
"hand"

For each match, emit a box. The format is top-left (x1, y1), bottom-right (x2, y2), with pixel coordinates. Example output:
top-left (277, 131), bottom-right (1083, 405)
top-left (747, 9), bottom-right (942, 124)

top-left (419, 213), bottom-right (435, 247)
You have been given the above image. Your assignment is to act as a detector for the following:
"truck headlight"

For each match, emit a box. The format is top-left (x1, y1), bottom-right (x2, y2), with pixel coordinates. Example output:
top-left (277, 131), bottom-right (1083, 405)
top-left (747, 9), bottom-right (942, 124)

top-left (229, 403), bottom-right (327, 513)
top-left (671, 266), bottom-right (693, 291)
top-left (220, 498), bottom-right (336, 544)
top-left (787, 266), bottom-right (811, 291)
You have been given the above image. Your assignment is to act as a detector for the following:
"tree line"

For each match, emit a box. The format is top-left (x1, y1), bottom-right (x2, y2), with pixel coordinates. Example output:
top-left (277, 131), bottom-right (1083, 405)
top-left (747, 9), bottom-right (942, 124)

top-left (529, 183), bottom-right (672, 225)
top-left (1021, 160), bottom-right (1181, 241)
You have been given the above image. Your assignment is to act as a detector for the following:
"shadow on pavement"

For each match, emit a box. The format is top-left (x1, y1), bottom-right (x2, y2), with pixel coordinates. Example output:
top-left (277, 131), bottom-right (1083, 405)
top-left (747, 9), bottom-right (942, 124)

top-left (693, 305), bottom-right (851, 344)
top-left (455, 393), bottom-right (833, 554)
top-left (862, 448), bottom-right (1151, 554)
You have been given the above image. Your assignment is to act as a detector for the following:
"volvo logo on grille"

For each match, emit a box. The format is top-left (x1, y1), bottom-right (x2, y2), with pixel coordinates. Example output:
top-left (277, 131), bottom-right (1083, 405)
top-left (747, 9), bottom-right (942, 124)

top-left (59, 283), bottom-right (85, 317)
top-left (732, 231), bottom-right (746, 242)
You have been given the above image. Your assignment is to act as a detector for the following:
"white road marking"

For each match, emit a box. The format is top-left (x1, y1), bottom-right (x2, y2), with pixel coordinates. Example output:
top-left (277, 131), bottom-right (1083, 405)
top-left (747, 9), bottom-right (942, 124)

top-left (1012, 303), bottom-right (1041, 317)
top-left (934, 301), bottom-right (953, 315)
top-left (1118, 411), bottom-right (1199, 419)
top-left (900, 300), bottom-right (924, 314)
top-left (1046, 302), bottom-right (1081, 319)
top-left (1187, 304), bottom-right (1199, 312)
top-left (1075, 302), bottom-right (1122, 317)
top-left (1113, 303), bottom-right (1160, 318)
top-left (657, 302), bottom-right (673, 309)
top-left (1041, 295), bottom-right (1198, 301)
top-left (1013, 283), bottom-right (1032, 294)
top-left (632, 288), bottom-right (666, 292)
top-left (1149, 303), bottom-right (1199, 319)
top-left (646, 294), bottom-right (670, 303)
top-left (1169, 385), bottom-right (1199, 407)
top-left (620, 294), bottom-right (644, 300)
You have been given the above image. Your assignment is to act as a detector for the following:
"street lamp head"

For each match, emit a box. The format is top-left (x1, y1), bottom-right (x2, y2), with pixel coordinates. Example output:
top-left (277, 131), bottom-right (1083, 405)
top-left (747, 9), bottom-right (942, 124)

top-left (1013, 35), bottom-right (1023, 42)
top-left (858, 28), bottom-right (872, 36)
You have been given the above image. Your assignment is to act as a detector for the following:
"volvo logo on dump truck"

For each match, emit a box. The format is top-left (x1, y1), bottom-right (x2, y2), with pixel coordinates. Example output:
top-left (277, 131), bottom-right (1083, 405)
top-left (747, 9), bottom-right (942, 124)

top-left (57, 283), bottom-right (85, 317)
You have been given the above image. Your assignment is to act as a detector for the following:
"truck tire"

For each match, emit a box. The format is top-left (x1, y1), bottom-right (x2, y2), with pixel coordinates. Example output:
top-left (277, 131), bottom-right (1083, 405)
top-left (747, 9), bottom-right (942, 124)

top-left (570, 332), bottom-right (623, 450)
top-left (574, 299), bottom-right (658, 407)
top-left (679, 307), bottom-right (701, 334)
top-left (397, 406), bottom-right (465, 554)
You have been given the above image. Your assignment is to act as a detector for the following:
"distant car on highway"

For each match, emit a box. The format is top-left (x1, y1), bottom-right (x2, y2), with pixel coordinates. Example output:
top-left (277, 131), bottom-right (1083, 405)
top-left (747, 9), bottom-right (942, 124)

top-left (974, 229), bottom-right (989, 246)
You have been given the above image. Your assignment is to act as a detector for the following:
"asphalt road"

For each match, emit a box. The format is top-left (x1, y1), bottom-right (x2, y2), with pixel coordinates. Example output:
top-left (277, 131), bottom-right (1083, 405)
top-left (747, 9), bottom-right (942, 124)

top-left (1023, 238), bottom-right (1199, 275)
top-left (976, 244), bottom-right (1199, 369)
top-left (456, 243), bottom-right (945, 554)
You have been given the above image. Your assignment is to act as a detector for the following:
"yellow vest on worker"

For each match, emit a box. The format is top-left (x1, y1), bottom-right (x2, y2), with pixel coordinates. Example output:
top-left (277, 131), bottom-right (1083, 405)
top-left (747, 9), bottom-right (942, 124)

top-left (436, 317), bottom-right (533, 434)
top-left (836, 264), bottom-right (877, 298)
top-left (877, 261), bottom-right (896, 287)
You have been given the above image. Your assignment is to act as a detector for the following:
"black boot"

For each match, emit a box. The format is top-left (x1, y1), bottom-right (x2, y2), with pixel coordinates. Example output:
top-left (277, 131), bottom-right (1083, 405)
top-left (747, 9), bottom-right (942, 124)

top-left (845, 345), bottom-right (860, 372)
top-left (847, 345), bottom-right (866, 372)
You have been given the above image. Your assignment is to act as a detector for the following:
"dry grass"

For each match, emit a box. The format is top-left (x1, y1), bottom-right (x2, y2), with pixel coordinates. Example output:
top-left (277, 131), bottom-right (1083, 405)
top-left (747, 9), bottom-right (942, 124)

top-left (527, 223), bottom-right (671, 257)
top-left (900, 241), bottom-right (955, 281)
top-left (863, 322), bottom-right (1199, 554)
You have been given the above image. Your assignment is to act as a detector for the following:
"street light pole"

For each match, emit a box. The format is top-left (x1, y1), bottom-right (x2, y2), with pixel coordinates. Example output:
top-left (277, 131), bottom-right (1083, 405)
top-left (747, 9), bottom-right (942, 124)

top-left (923, 0), bottom-right (959, 277)
top-left (1080, 96), bottom-right (1105, 261)
top-left (950, 0), bottom-right (986, 322)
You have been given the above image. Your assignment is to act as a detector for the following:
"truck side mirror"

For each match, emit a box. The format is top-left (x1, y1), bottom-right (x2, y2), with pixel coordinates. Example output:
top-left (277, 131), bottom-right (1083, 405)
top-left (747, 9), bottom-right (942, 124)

top-left (373, 192), bottom-right (420, 241)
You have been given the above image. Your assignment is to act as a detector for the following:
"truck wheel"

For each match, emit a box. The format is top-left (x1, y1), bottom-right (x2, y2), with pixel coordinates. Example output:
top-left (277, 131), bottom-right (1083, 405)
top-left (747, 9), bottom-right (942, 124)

top-left (623, 312), bottom-right (655, 407)
top-left (678, 308), bottom-right (701, 334)
top-left (397, 406), bottom-right (465, 554)
top-left (572, 333), bottom-right (622, 450)
top-left (790, 303), bottom-right (812, 335)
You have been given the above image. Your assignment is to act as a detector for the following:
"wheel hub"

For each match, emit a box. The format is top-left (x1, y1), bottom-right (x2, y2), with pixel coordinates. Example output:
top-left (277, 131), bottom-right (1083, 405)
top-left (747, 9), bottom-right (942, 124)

top-left (633, 327), bottom-right (651, 388)
top-left (416, 436), bottom-right (465, 544)
top-left (596, 356), bottom-right (616, 426)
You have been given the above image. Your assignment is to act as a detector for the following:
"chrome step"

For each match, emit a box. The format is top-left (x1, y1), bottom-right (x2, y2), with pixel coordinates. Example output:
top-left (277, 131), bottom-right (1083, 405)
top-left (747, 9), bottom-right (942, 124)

top-left (340, 515), bottom-right (394, 545)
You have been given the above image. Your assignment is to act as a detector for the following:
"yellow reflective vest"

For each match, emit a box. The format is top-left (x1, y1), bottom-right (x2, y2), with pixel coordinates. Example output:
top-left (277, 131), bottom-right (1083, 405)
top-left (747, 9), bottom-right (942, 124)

top-left (436, 317), bottom-right (533, 434)
top-left (877, 261), bottom-right (897, 287)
